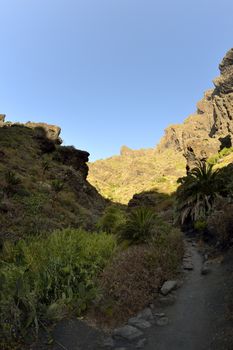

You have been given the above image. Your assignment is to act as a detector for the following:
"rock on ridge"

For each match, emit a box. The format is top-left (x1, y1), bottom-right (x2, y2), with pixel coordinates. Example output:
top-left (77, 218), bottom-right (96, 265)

top-left (0, 117), bottom-right (62, 144)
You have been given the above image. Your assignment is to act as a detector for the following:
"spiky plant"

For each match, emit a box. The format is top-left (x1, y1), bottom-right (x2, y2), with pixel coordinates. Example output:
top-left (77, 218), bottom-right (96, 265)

top-left (118, 207), bottom-right (157, 244)
top-left (175, 160), bottom-right (222, 224)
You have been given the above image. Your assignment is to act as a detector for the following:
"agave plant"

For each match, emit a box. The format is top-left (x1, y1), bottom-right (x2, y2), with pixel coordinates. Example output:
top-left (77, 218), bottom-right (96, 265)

top-left (175, 160), bottom-right (222, 224)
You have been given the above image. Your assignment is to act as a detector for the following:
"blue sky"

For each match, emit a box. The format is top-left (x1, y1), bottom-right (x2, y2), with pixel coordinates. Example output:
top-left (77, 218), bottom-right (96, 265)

top-left (0, 0), bottom-right (233, 160)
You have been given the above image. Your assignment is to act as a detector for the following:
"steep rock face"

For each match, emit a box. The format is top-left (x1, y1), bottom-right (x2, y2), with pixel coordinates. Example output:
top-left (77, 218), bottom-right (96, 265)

top-left (54, 146), bottom-right (90, 178)
top-left (158, 48), bottom-right (233, 166)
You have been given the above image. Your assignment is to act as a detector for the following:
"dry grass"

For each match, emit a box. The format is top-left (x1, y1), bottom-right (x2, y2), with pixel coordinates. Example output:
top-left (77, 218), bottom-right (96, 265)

top-left (207, 199), bottom-right (233, 248)
top-left (91, 229), bottom-right (184, 327)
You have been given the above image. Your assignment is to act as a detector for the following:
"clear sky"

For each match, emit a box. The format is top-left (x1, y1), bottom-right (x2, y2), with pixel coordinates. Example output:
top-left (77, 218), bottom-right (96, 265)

top-left (0, 0), bottom-right (233, 160)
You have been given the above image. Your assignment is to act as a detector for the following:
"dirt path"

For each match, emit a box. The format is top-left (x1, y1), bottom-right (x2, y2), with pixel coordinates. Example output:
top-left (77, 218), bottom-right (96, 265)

top-left (32, 243), bottom-right (233, 350)
top-left (144, 244), bottom-right (231, 350)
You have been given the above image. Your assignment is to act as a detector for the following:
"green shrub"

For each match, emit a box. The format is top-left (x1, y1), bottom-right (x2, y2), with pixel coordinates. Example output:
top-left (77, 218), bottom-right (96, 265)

top-left (208, 147), bottom-right (233, 165)
top-left (219, 147), bottom-right (233, 158)
top-left (51, 179), bottom-right (64, 193)
top-left (0, 229), bottom-right (116, 346)
top-left (118, 207), bottom-right (157, 244)
top-left (96, 205), bottom-right (126, 234)
top-left (194, 220), bottom-right (207, 232)
top-left (175, 161), bottom-right (221, 224)
top-left (207, 153), bottom-right (220, 165)
top-left (3, 171), bottom-right (22, 196)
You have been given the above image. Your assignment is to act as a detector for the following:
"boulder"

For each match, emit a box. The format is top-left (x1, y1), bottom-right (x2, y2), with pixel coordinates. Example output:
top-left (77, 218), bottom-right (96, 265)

top-left (160, 280), bottom-right (177, 295)
top-left (113, 325), bottom-right (143, 341)
top-left (137, 308), bottom-right (154, 322)
top-left (128, 317), bottom-right (151, 329)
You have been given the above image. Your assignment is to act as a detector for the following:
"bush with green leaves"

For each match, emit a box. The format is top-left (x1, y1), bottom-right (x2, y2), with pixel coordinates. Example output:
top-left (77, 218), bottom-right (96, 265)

top-left (208, 147), bottom-right (233, 165)
top-left (3, 170), bottom-right (22, 196)
top-left (51, 179), bottom-right (64, 193)
top-left (96, 205), bottom-right (126, 234)
top-left (175, 161), bottom-right (222, 224)
top-left (0, 229), bottom-right (116, 346)
top-left (118, 207), bottom-right (158, 244)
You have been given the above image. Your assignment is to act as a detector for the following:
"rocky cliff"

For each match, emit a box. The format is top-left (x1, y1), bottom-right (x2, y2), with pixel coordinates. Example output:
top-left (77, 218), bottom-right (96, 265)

top-left (0, 120), bottom-right (107, 242)
top-left (158, 48), bottom-right (233, 166)
top-left (89, 48), bottom-right (233, 203)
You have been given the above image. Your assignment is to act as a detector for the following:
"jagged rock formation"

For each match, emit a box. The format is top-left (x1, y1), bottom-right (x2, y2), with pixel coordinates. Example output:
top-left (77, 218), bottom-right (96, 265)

top-left (89, 48), bottom-right (233, 203)
top-left (0, 120), bottom-right (107, 241)
top-left (158, 48), bottom-right (233, 166)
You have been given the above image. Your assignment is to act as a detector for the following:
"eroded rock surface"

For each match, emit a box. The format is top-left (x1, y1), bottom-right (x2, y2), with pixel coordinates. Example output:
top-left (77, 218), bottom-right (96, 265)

top-left (158, 48), bottom-right (233, 167)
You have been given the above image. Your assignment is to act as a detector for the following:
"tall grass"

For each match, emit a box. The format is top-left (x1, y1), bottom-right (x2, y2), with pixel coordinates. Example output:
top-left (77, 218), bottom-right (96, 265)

top-left (0, 229), bottom-right (116, 346)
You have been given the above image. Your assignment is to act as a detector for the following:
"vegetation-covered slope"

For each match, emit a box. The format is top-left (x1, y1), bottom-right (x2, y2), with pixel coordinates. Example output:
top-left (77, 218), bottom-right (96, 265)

top-left (0, 122), bottom-right (107, 242)
top-left (88, 147), bottom-right (186, 204)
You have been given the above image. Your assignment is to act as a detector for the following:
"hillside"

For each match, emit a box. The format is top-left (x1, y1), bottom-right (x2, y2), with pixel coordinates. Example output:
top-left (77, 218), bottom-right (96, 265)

top-left (0, 118), bottom-right (107, 242)
top-left (88, 147), bottom-right (186, 204)
top-left (88, 48), bottom-right (233, 204)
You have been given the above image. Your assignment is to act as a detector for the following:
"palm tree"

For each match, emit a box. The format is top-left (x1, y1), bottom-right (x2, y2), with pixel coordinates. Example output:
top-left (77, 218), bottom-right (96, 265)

top-left (175, 160), bottom-right (221, 224)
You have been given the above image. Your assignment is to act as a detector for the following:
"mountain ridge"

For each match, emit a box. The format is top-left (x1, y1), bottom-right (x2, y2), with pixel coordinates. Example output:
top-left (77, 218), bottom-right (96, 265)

top-left (88, 48), bottom-right (233, 204)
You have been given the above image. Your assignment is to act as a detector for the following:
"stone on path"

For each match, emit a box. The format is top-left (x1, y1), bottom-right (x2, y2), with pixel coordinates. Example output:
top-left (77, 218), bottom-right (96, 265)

top-left (201, 262), bottom-right (211, 275)
top-left (113, 325), bottom-right (143, 341)
top-left (103, 336), bottom-right (114, 348)
top-left (137, 308), bottom-right (154, 322)
top-left (183, 261), bottom-right (194, 270)
top-left (136, 338), bottom-right (147, 348)
top-left (128, 317), bottom-right (151, 329)
top-left (154, 312), bottom-right (165, 318)
top-left (160, 280), bottom-right (177, 295)
top-left (156, 316), bottom-right (169, 326)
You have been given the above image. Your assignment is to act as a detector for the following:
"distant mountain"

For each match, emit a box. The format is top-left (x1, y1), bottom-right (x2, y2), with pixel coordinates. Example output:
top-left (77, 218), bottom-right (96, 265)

top-left (88, 48), bottom-right (233, 204)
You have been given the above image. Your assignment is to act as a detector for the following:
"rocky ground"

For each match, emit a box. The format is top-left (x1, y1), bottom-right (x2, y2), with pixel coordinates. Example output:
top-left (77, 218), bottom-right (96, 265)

top-left (30, 240), bottom-right (233, 350)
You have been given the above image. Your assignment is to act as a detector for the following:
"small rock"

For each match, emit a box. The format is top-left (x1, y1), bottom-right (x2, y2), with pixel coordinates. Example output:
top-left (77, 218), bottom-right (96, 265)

top-left (103, 336), bottom-right (114, 348)
top-left (157, 294), bottom-right (176, 306)
top-left (204, 253), bottom-right (209, 261)
top-left (160, 280), bottom-right (177, 295)
top-left (201, 262), bottom-right (211, 275)
top-left (156, 317), bottom-right (169, 326)
top-left (136, 338), bottom-right (147, 348)
top-left (183, 262), bottom-right (194, 270)
top-left (113, 325), bottom-right (143, 341)
top-left (128, 317), bottom-right (151, 329)
top-left (137, 308), bottom-right (154, 321)
top-left (154, 312), bottom-right (165, 318)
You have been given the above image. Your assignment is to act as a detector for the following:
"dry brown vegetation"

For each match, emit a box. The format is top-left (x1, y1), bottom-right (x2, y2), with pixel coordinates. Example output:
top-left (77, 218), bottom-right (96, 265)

top-left (92, 228), bottom-right (184, 327)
